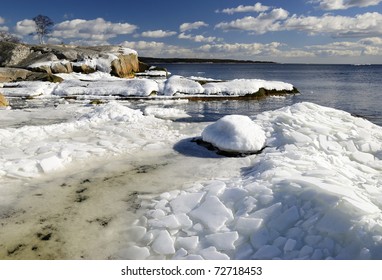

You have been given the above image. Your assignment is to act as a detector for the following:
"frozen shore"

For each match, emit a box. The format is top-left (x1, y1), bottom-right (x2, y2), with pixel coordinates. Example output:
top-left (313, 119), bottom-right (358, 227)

top-left (0, 98), bottom-right (381, 259)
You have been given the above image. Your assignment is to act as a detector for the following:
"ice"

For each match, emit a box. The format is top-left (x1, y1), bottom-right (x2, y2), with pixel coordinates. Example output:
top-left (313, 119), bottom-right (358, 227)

top-left (38, 155), bottom-right (64, 173)
top-left (144, 107), bottom-right (190, 120)
top-left (118, 246), bottom-right (150, 260)
top-left (205, 232), bottom-right (239, 251)
top-left (189, 196), bottom-right (234, 232)
top-left (169, 192), bottom-right (205, 214)
top-left (151, 230), bottom-right (175, 255)
top-left (269, 206), bottom-right (300, 232)
top-left (199, 247), bottom-right (230, 260)
top-left (235, 217), bottom-right (263, 236)
top-left (2, 100), bottom-right (382, 260)
top-left (252, 245), bottom-right (282, 259)
top-left (202, 115), bottom-right (266, 153)
top-left (175, 236), bottom-right (199, 250)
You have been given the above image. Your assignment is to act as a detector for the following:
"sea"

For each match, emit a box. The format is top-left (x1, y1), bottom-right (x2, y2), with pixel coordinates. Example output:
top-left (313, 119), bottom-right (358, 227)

top-left (156, 63), bottom-right (382, 127)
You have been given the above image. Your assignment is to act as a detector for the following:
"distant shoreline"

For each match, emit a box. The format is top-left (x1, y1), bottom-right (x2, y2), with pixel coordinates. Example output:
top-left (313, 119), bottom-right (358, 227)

top-left (139, 57), bottom-right (276, 64)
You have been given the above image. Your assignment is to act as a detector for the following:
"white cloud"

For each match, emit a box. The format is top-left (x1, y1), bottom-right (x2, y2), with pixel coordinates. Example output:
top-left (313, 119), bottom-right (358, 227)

top-left (216, 8), bottom-right (289, 34)
top-left (52, 18), bottom-right (137, 41)
top-left (284, 12), bottom-right (382, 37)
top-left (0, 16), bottom-right (5, 24)
top-left (15, 19), bottom-right (37, 36)
top-left (198, 42), bottom-right (284, 57)
top-left (121, 40), bottom-right (195, 58)
top-left (217, 3), bottom-right (270, 14)
top-left (178, 32), bottom-right (218, 43)
top-left (141, 30), bottom-right (177, 38)
top-left (315, 0), bottom-right (382, 10)
top-left (179, 21), bottom-right (208, 32)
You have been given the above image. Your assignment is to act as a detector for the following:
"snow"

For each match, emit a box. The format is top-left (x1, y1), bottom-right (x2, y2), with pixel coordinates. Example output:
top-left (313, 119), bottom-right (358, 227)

top-left (203, 79), bottom-right (294, 95)
top-left (0, 72), bottom-right (295, 99)
top-left (123, 102), bottom-right (382, 260)
top-left (202, 115), bottom-right (266, 153)
top-left (54, 78), bottom-right (159, 97)
top-left (1, 86), bottom-right (382, 260)
top-left (162, 75), bottom-right (205, 96)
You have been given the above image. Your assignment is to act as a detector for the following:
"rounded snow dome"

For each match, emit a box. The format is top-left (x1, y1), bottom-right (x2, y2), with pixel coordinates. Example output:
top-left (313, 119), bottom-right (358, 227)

top-left (201, 115), bottom-right (266, 153)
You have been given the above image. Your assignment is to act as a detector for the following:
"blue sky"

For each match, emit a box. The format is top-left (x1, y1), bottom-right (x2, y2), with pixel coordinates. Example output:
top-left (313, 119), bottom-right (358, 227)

top-left (1, 0), bottom-right (382, 63)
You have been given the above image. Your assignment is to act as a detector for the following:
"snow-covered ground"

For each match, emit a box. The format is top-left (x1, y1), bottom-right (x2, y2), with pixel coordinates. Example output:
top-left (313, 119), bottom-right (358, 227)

top-left (1, 97), bottom-right (381, 259)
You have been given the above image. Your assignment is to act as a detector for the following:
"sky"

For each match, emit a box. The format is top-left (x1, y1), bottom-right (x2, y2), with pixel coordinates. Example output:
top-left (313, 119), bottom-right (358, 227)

top-left (1, 0), bottom-right (382, 63)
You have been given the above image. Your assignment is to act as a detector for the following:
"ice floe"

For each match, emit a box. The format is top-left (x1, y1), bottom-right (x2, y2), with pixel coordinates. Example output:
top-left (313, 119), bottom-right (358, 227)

top-left (125, 102), bottom-right (382, 260)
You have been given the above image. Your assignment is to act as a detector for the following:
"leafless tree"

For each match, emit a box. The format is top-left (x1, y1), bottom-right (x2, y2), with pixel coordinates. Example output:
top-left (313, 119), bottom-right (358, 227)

top-left (32, 15), bottom-right (54, 44)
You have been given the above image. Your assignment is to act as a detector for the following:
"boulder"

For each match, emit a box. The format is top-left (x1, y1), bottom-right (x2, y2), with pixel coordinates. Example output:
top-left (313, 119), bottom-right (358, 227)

top-left (0, 42), bottom-right (31, 67)
top-left (24, 72), bottom-right (63, 83)
top-left (0, 67), bottom-right (33, 82)
top-left (111, 53), bottom-right (139, 78)
top-left (72, 63), bottom-right (96, 74)
top-left (0, 93), bottom-right (9, 107)
top-left (51, 61), bottom-right (73, 74)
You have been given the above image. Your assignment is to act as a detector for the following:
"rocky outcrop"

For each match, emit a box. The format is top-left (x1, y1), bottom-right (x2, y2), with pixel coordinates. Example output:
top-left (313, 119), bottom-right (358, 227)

top-left (0, 42), bottom-right (141, 79)
top-left (0, 67), bottom-right (62, 83)
top-left (0, 67), bottom-right (32, 82)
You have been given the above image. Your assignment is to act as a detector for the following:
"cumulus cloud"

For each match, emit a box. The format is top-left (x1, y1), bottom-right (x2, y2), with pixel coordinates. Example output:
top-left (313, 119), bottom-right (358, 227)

top-left (314, 0), bottom-right (382, 10)
top-left (198, 42), bottom-right (284, 57)
top-left (52, 18), bottom-right (137, 41)
top-left (284, 12), bottom-right (382, 37)
top-left (121, 40), bottom-right (195, 58)
top-left (141, 30), bottom-right (177, 38)
top-left (0, 16), bottom-right (5, 24)
top-left (179, 21), bottom-right (208, 32)
top-left (216, 8), bottom-right (289, 34)
top-left (178, 33), bottom-right (218, 43)
top-left (15, 19), bottom-right (37, 36)
top-left (216, 3), bottom-right (270, 14)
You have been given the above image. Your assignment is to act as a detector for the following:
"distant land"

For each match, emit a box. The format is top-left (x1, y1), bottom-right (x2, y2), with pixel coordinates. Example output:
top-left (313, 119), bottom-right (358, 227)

top-left (139, 57), bottom-right (276, 64)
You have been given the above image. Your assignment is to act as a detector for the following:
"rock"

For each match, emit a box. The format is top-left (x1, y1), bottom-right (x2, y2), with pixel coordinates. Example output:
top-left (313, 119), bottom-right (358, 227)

top-left (0, 67), bottom-right (33, 82)
top-left (0, 93), bottom-right (9, 107)
top-left (24, 72), bottom-right (63, 83)
top-left (51, 61), bottom-right (73, 74)
top-left (0, 42), bottom-right (31, 67)
top-left (1, 42), bottom-right (142, 78)
top-left (72, 64), bottom-right (96, 74)
top-left (111, 53), bottom-right (139, 78)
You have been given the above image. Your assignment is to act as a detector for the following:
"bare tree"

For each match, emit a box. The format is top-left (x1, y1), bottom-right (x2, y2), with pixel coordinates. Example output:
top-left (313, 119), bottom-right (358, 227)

top-left (0, 31), bottom-right (21, 43)
top-left (32, 15), bottom-right (54, 44)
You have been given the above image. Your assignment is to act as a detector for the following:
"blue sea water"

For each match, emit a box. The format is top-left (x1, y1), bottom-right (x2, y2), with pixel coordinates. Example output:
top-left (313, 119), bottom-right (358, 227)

top-left (158, 63), bottom-right (382, 126)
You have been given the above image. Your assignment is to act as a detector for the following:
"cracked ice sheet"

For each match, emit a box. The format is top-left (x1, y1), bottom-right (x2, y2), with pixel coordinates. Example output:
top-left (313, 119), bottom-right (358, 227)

top-left (128, 102), bottom-right (382, 260)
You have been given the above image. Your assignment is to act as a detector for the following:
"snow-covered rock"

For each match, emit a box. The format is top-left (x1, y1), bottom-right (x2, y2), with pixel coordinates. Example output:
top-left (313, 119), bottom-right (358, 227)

top-left (201, 115), bottom-right (266, 153)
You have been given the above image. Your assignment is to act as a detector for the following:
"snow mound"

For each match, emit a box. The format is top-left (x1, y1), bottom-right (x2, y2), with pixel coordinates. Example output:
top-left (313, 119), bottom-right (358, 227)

top-left (203, 79), bottom-right (294, 96)
top-left (127, 102), bottom-right (382, 260)
top-left (202, 115), bottom-right (266, 153)
top-left (54, 78), bottom-right (158, 97)
top-left (1, 81), bottom-right (57, 97)
top-left (0, 102), bottom-right (172, 178)
top-left (162, 75), bottom-right (205, 96)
